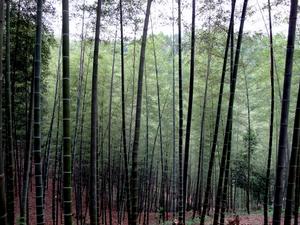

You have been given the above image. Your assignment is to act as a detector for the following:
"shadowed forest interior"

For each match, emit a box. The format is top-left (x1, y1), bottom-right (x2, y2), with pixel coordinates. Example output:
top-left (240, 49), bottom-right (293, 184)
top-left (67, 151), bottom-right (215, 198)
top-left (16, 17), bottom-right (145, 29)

top-left (0, 0), bottom-right (300, 224)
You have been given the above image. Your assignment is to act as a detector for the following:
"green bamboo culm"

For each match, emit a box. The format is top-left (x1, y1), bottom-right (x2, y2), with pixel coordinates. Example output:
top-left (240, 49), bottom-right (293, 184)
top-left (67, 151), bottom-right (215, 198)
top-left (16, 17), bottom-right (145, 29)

top-left (272, 1), bottom-right (298, 224)
top-left (182, 0), bottom-right (196, 222)
top-left (284, 81), bottom-right (300, 225)
top-left (129, 0), bottom-right (152, 224)
top-left (213, 0), bottom-right (248, 224)
top-left (177, 0), bottom-right (184, 222)
top-left (62, 0), bottom-right (72, 224)
top-left (263, 1), bottom-right (275, 224)
top-left (89, 0), bottom-right (101, 224)
top-left (32, 0), bottom-right (45, 223)
top-left (200, 1), bottom-right (236, 223)
top-left (5, 1), bottom-right (15, 224)
top-left (0, 0), bottom-right (7, 224)
top-left (119, 0), bottom-right (131, 222)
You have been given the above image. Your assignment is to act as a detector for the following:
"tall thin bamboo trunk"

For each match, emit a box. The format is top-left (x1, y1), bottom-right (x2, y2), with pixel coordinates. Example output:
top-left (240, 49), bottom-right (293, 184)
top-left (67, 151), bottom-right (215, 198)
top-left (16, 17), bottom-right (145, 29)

top-left (107, 31), bottom-right (117, 225)
top-left (5, 1), bottom-right (15, 224)
top-left (200, 1), bottom-right (236, 224)
top-left (0, 0), bottom-right (7, 224)
top-left (263, 1), bottom-right (275, 224)
top-left (20, 51), bottom-right (35, 225)
top-left (220, 122), bottom-right (233, 225)
top-left (220, 8), bottom-right (235, 223)
top-left (73, 18), bottom-right (86, 220)
top-left (90, 0), bottom-right (102, 224)
top-left (52, 76), bottom-right (61, 225)
top-left (42, 43), bottom-right (61, 193)
top-left (128, 28), bottom-right (137, 159)
top-left (177, 0), bottom-right (184, 222)
top-left (272, 1), bottom-right (298, 224)
top-left (213, 0), bottom-right (248, 224)
top-left (129, 0), bottom-right (152, 223)
top-left (182, 0), bottom-right (196, 222)
top-left (244, 71), bottom-right (251, 215)
top-left (32, 0), bottom-right (45, 223)
top-left (22, 42), bottom-right (36, 224)
top-left (171, 0), bottom-right (176, 218)
top-left (78, 50), bottom-right (90, 225)
top-left (145, 91), bottom-right (170, 225)
top-left (62, 0), bottom-right (72, 223)
top-left (284, 82), bottom-right (300, 225)
top-left (119, 0), bottom-right (131, 222)
top-left (294, 149), bottom-right (300, 225)
top-left (183, 0), bottom-right (196, 221)
top-left (150, 22), bottom-right (165, 222)
top-left (193, 31), bottom-right (211, 219)
top-left (143, 64), bottom-right (150, 225)
top-left (72, 0), bottom-right (86, 169)
top-left (11, 2), bottom-right (21, 204)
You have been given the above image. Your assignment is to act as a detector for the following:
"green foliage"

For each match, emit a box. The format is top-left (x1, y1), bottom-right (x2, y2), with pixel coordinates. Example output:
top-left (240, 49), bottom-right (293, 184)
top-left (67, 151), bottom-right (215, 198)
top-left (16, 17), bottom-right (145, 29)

top-left (9, 1), bottom-right (55, 141)
top-left (232, 129), bottom-right (258, 190)
top-left (13, 12), bottom-right (299, 213)
top-left (243, 128), bottom-right (258, 155)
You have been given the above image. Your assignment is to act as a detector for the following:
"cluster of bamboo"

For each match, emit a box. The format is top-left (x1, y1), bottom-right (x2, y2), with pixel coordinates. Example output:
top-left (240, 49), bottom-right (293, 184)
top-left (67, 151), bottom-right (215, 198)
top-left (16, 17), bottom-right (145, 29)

top-left (0, 0), bottom-right (299, 225)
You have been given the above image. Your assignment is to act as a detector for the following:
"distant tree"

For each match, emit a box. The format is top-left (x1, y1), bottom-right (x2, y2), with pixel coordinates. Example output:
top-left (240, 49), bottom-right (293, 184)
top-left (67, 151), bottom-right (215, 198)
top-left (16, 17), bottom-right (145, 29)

top-left (232, 130), bottom-right (257, 191)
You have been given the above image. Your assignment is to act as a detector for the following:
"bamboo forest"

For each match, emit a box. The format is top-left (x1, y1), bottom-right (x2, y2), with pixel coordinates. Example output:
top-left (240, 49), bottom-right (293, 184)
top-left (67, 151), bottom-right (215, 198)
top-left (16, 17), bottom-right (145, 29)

top-left (1, 0), bottom-right (300, 224)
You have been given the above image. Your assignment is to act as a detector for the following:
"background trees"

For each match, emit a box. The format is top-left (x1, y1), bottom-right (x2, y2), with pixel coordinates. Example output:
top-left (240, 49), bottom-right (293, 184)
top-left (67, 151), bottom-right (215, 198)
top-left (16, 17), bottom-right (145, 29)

top-left (0, 0), bottom-right (300, 224)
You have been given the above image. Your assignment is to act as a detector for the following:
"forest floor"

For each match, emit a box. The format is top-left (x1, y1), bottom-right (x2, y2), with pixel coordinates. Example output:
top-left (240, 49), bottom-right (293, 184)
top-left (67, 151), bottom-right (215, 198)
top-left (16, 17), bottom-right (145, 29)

top-left (172, 211), bottom-right (290, 225)
top-left (184, 212), bottom-right (285, 225)
top-left (13, 177), bottom-right (298, 224)
top-left (15, 190), bottom-right (296, 225)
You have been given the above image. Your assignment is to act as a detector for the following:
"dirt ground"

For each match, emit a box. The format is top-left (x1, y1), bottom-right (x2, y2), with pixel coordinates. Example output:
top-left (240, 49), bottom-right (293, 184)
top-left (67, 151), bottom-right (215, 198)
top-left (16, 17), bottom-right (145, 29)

top-left (13, 178), bottom-right (298, 224)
